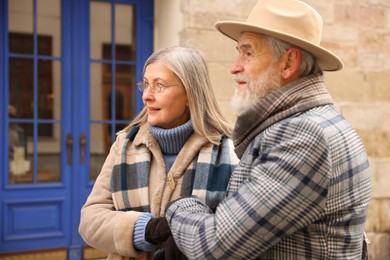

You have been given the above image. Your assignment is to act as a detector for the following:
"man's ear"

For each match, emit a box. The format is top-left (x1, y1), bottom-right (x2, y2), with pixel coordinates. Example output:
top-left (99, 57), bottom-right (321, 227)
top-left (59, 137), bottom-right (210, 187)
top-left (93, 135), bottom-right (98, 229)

top-left (281, 48), bottom-right (301, 79)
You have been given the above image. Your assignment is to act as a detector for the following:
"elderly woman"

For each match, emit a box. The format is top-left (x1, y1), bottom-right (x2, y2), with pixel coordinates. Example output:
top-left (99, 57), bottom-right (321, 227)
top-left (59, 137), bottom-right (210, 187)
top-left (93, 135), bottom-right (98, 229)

top-left (78, 46), bottom-right (238, 260)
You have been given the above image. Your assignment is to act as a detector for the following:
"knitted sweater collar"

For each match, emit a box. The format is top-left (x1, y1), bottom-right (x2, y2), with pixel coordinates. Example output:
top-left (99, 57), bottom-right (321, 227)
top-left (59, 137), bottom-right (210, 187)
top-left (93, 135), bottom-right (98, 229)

top-left (149, 120), bottom-right (193, 154)
top-left (233, 74), bottom-right (334, 158)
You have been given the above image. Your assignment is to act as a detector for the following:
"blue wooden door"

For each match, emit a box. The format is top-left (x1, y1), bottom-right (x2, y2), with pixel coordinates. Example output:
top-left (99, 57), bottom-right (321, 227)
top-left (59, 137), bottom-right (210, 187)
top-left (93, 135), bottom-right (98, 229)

top-left (0, 0), bottom-right (153, 259)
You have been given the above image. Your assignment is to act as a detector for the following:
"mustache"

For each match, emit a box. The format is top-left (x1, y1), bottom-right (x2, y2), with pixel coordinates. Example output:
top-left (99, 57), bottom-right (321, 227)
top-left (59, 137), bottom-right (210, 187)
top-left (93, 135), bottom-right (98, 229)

top-left (232, 74), bottom-right (250, 83)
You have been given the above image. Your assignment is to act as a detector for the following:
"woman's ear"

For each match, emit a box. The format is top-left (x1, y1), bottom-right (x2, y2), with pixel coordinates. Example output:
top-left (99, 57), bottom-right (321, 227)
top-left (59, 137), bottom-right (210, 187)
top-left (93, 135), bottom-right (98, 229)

top-left (281, 48), bottom-right (301, 79)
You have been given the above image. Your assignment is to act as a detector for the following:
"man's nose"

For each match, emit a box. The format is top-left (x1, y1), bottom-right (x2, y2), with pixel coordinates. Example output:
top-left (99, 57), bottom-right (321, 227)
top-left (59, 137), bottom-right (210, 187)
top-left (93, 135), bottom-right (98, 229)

top-left (230, 57), bottom-right (244, 74)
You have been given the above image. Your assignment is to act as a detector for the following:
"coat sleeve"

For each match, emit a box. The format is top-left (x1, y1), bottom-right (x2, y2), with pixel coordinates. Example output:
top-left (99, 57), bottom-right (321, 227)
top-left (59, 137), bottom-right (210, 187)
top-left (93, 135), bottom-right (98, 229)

top-left (78, 133), bottom-right (145, 257)
top-left (166, 118), bottom-right (331, 259)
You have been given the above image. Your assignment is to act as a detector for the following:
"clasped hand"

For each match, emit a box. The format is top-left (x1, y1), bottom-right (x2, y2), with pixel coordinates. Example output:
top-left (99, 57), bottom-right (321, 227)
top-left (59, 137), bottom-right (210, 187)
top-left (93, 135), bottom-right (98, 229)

top-left (145, 217), bottom-right (187, 260)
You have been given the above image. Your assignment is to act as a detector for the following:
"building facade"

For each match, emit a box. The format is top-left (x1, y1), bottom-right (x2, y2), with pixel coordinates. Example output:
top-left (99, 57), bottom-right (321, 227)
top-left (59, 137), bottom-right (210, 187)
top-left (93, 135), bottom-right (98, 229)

top-left (166, 1), bottom-right (390, 258)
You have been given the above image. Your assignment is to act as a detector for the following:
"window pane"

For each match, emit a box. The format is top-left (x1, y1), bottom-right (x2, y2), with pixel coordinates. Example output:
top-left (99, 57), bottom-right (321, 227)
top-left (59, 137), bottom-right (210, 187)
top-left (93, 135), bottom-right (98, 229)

top-left (9, 58), bottom-right (34, 120)
top-left (9, 57), bottom-right (60, 123)
top-left (89, 123), bottom-right (127, 182)
top-left (90, 62), bottom-right (107, 121)
top-left (38, 60), bottom-right (61, 121)
top-left (90, 1), bottom-right (111, 60)
top-left (8, 0), bottom-right (33, 54)
top-left (53, 60), bottom-right (62, 120)
top-left (115, 64), bottom-right (136, 120)
top-left (90, 63), bottom-right (136, 121)
top-left (8, 123), bottom-right (32, 184)
top-left (37, 123), bottom-right (61, 183)
top-left (37, 0), bottom-right (61, 56)
top-left (90, 123), bottom-right (108, 181)
top-left (115, 4), bottom-right (136, 61)
top-left (8, 122), bottom-right (62, 184)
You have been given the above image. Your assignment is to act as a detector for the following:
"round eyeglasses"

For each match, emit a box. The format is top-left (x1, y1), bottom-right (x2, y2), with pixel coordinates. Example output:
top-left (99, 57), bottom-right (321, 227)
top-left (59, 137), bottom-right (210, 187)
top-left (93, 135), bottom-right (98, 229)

top-left (137, 81), bottom-right (181, 93)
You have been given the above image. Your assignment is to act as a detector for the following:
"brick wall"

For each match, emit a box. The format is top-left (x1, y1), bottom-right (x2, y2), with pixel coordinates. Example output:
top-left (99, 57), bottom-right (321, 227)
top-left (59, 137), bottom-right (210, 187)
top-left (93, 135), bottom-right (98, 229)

top-left (176, 0), bottom-right (390, 258)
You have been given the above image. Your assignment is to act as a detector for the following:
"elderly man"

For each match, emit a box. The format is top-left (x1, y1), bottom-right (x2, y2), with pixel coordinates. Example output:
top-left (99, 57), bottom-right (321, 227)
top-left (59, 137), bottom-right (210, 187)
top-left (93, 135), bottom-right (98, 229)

top-left (164, 0), bottom-right (371, 259)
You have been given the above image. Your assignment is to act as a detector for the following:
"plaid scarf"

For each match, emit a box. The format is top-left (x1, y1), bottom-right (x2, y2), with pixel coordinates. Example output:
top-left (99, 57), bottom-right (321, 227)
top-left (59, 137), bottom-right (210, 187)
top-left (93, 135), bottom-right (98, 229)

top-left (110, 125), bottom-right (238, 213)
top-left (233, 74), bottom-right (333, 158)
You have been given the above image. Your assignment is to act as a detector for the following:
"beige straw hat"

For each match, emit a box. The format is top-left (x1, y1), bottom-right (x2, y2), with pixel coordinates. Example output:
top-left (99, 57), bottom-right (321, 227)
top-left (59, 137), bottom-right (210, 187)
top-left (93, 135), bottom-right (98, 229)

top-left (215, 0), bottom-right (343, 71)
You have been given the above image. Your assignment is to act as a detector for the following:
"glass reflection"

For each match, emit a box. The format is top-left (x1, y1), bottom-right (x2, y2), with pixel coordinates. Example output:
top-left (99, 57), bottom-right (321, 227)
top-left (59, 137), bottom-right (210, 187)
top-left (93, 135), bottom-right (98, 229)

top-left (89, 123), bottom-right (128, 181)
top-left (38, 60), bottom-right (61, 120)
top-left (90, 62), bottom-right (107, 121)
top-left (90, 123), bottom-right (107, 181)
top-left (90, 1), bottom-right (111, 60)
top-left (8, 0), bottom-right (33, 54)
top-left (8, 123), bottom-right (61, 184)
top-left (9, 58), bottom-right (34, 120)
top-left (115, 4), bottom-right (135, 61)
top-left (115, 64), bottom-right (136, 121)
top-left (8, 123), bottom-right (32, 184)
top-left (37, 123), bottom-right (61, 183)
top-left (38, 0), bottom-right (61, 56)
top-left (90, 63), bottom-right (136, 121)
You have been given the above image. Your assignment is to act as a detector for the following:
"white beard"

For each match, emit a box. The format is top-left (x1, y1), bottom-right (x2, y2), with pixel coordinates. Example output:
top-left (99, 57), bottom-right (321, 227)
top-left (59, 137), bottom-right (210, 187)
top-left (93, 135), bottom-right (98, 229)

top-left (230, 65), bottom-right (281, 115)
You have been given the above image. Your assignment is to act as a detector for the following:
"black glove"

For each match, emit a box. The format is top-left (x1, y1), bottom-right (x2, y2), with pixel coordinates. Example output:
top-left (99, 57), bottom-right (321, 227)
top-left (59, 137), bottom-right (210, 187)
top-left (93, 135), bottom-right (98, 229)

top-left (153, 235), bottom-right (187, 260)
top-left (145, 217), bottom-right (172, 244)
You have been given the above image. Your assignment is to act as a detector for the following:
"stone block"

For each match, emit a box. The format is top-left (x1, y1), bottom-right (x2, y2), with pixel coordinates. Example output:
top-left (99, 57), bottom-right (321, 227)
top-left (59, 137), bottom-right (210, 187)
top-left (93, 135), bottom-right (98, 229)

top-left (319, 41), bottom-right (360, 70)
top-left (359, 52), bottom-right (388, 70)
top-left (338, 104), bottom-right (390, 130)
top-left (335, 4), bottom-right (386, 29)
top-left (366, 232), bottom-right (390, 260)
top-left (389, 10), bottom-right (390, 30)
top-left (322, 24), bottom-right (359, 42)
top-left (366, 199), bottom-right (390, 232)
top-left (359, 30), bottom-right (390, 54)
top-left (207, 61), bottom-right (237, 123)
top-left (366, 0), bottom-right (390, 7)
top-left (324, 70), bottom-right (368, 102)
top-left (366, 72), bottom-right (390, 102)
top-left (182, 0), bottom-right (251, 16)
top-left (208, 62), bottom-right (236, 98)
top-left (301, 0), bottom-right (335, 24)
top-left (356, 31), bottom-right (390, 70)
top-left (184, 12), bottom-right (225, 30)
top-left (355, 129), bottom-right (390, 158)
top-left (369, 159), bottom-right (390, 198)
top-left (180, 28), bottom-right (236, 62)
top-left (217, 99), bottom-right (237, 125)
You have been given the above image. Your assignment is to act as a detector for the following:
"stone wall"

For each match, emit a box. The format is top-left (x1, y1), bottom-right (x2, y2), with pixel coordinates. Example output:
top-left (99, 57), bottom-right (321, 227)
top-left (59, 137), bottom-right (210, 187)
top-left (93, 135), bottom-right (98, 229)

top-left (177, 0), bottom-right (390, 259)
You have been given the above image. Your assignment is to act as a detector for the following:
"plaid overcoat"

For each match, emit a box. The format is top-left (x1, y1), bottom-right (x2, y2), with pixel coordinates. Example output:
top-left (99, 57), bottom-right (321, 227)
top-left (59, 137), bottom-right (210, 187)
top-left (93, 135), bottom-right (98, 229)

top-left (166, 75), bottom-right (371, 259)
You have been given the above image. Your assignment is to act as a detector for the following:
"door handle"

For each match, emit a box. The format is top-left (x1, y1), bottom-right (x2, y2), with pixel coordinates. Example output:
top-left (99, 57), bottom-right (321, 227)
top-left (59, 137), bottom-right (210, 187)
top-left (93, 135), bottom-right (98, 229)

top-left (80, 133), bottom-right (87, 163)
top-left (66, 133), bottom-right (73, 164)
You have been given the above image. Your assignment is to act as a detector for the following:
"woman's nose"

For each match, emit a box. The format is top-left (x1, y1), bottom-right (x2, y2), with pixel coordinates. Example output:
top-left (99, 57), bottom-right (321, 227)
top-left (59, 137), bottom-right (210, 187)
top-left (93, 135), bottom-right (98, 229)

top-left (142, 89), bottom-right (154, 102)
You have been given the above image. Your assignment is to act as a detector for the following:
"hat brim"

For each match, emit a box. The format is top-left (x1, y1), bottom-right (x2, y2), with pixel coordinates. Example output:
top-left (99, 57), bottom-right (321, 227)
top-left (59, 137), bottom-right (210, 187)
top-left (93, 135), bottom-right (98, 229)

top-left (215, 21), bottom-right (343, 71)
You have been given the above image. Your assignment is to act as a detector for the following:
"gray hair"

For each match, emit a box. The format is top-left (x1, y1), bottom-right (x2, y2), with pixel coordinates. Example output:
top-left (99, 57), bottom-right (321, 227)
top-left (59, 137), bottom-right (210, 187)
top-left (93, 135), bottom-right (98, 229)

top-left (125, 46), bottom-right (233, 143)
top-left (264, 36), bottom-right (323, 77)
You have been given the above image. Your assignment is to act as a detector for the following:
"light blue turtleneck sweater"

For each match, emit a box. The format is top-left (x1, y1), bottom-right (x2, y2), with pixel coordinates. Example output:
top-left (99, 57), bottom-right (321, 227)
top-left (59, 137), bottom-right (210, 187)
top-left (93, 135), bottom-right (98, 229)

top-left (149, 120), bottom-right (194, 173)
